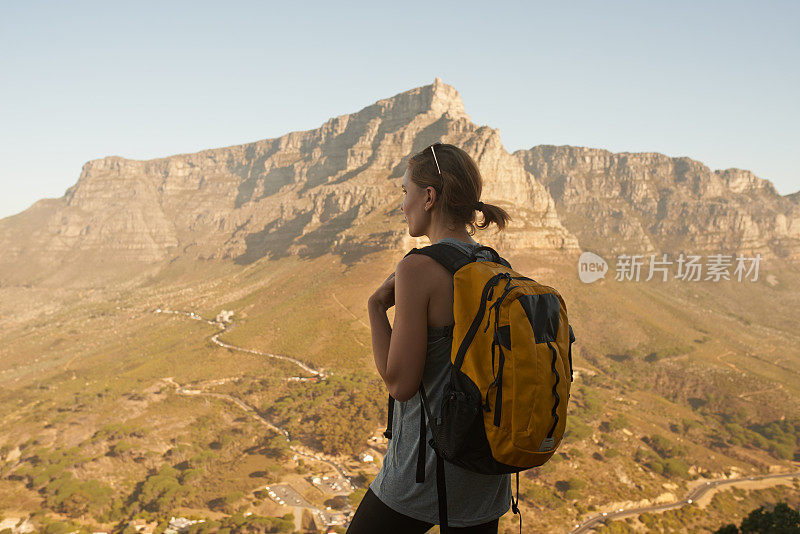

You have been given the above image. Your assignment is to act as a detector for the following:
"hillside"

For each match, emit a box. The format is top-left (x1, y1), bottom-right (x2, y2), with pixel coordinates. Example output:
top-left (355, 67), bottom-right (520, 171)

top-left (0, 79), bottom-right (798, 533)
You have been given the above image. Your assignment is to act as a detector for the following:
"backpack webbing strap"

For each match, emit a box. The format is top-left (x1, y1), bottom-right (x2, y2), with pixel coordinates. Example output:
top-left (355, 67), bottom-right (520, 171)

top-left (405, 242), bottom-right (512, 273)
top-left (416, 400), bottom-right (426, 483)
top-left (418, 383), bottom-right (450, 532)
top-left (435, 447), bottom-right (450, 532)
top-left (383, 395), bottom-right (394, 439)
top-left (416, 384), bottom-right (434, 483)
top-left (512, 472), bottom-right (521, 534)
top-left (493, 345), bottom-right (506, 427)
top-left (404, 243), bottom-right (472, 275)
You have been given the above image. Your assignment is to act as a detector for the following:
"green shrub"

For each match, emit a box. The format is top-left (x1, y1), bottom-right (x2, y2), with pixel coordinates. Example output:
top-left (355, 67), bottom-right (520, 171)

top-left (607, 414), bottom-right (629, 431)
top-left (714, 501), bottom-right (800, 533)
top-left (578, 387), bottom-right (603, 417)
top-left (111, 440), bottom-right (132, 456)
top-left (663, 458), bottom-right (690, 479)
top-left (522, 484), bottom-right (563, 508)
top-left (566, 420), bottom-right (593, 441)
top-left (681, 419), bottom-right (701, 433)
top-left (747, 417), bottom-right (800, 460)
top-left (645, 434), bottom-right (674, 458)
top-left (136, 464), bottom-right (191, 512)
top-left (348, 488), bottom-right (367, 508)
top-left (43, 473), bottom-right (112, 517)
top-left (597, 519), bottom-right (638, 533)
top-left (567, 477), bottom-right (586, 491)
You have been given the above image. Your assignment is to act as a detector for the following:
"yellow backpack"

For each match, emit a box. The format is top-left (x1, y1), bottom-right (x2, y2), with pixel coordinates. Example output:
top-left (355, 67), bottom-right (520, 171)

top-left (383, 242), bottom-right (576, 534)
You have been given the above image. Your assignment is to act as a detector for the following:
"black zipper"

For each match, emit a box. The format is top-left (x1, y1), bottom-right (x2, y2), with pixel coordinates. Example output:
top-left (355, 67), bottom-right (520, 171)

top-left (485, 275), bottom-right (534, 425)
top-left (452, 273), bottom-right (509, 372)
top-left (482, 280), bottom-right (522, 424)
top-left (455, 273), bottom-right (533, 370)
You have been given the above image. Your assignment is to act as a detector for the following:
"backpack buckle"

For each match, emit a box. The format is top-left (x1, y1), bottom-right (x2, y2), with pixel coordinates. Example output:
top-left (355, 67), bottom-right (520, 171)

top-left (538, 437), bottom-right (555, 451)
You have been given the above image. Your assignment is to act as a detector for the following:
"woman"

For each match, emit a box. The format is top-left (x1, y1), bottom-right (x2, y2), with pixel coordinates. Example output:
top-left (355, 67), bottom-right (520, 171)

top-left (347, 143), bottom-right (513, 534)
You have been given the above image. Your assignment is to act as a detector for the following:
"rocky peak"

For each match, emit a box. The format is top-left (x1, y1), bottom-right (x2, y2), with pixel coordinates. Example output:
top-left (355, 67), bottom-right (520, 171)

top-left (427, 77), bottom-right (468, 119)
top-left (0, 80), bottom-right (797, 288)
top-left (715, 168), bottom-right (777, 196)
top-left (343, 77), bottom-right (469, 127)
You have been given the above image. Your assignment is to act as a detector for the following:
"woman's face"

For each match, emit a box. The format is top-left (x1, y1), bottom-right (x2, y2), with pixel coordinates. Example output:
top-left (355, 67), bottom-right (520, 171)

top-left (401, 169), bottom-right (434, 237)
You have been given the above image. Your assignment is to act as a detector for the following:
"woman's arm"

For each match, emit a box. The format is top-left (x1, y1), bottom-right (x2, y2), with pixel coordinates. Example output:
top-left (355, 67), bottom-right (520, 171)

top-left (369, 255), bottom-right (430, 402)
top-left (368, 297), bottom-right (392, 381)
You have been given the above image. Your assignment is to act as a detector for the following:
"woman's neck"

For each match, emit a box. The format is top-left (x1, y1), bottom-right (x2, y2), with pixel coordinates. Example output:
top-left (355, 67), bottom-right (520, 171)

top-left (428, 229), bottom-right (477, 246)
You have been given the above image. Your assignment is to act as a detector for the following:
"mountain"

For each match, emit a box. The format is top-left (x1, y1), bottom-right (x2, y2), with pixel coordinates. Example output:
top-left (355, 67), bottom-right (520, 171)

top-left (3, 77), bottom-right (795, 289)
top-left (0, 78), bottom-right (577, 288)
top-left (1, 79), bottom-right (799, 533)
top-left (516, 146), bottom-right (800, 260)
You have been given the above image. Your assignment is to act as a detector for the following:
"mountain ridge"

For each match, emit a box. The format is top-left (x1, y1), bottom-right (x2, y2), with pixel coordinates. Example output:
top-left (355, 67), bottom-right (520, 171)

top-left (0, 78), bottom-right (797, 288)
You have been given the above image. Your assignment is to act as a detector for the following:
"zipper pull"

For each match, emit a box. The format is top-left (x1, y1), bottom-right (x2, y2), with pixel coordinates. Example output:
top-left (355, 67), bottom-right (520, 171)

top-left (488, 273), bottom-right (509, 301)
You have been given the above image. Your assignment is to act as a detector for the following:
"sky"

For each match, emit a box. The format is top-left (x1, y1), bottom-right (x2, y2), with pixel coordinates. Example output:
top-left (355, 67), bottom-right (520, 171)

top-left (1, 1), bottom-right (798, 220)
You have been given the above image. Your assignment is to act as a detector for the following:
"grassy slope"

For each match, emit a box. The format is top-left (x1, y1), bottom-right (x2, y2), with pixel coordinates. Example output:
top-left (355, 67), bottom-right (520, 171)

top-left (0, 244), bottom-right (798, 531)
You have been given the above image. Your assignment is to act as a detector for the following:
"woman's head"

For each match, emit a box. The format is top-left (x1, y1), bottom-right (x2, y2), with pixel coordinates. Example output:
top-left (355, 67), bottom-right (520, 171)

top-left (401, 142), bottom-right (511, 238)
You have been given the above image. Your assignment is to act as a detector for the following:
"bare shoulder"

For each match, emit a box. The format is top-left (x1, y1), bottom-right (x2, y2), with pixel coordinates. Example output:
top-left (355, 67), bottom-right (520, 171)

top-left (397, 252), bottom-right (449, 280)
top-left (396, 252), bottom-right (452, 310)
top-left (396, 253), bottom-right (435, 281)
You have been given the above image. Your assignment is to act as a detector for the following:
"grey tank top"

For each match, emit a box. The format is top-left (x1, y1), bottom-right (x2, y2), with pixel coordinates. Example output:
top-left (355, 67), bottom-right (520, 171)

top-left (369, 238), bottom-right (512, 527)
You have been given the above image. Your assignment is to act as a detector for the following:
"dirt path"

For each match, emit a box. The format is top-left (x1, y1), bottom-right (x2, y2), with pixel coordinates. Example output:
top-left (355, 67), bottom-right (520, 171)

top-left (715, 349), bottom-right (741, 373)
top-left (156, 309), bottom-right (354, 490)
top-left (738, 383), bottom-right (784, 399)
top-left (331, 292), bottom-right (368, 347)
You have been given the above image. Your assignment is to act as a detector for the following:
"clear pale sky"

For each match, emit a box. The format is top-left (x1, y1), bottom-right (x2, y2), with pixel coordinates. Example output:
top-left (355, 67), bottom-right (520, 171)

top-left (1, 1), bottom-right (798, 220)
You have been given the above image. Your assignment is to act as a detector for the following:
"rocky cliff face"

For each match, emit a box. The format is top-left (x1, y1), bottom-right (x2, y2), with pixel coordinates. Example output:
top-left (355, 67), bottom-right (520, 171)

top-left (0, 79), bottom-right (797, 287)
top-left (515, 146), bottom-right (800, 262)
top-left (0, 78), bottom-right (579, 286)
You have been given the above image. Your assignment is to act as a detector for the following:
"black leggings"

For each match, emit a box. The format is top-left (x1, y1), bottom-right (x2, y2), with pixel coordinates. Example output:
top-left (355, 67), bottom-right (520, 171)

top-left (346, 487), bottom-right (499, 534)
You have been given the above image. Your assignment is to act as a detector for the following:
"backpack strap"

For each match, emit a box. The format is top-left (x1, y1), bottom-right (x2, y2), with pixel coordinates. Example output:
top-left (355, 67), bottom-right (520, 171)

top-left (418, 383), bottom-right (450, 532)
top-left (512, 472), bottom-right (521, 534)
top-left (404, 243), bottom-right (471, 275)
top-left (404, 242), bottom-right (512, 273)
top-left (435, 446), bottom-right (449, 532)
top-left (382, 394), bottom-right (395, 439)
top-left (416, 384), bottom-right (434, 484)
top-left (416, 394), bottom-right (426, 483)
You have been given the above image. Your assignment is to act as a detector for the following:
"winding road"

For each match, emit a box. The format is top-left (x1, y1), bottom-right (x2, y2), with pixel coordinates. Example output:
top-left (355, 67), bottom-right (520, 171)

top-left (155, 308), bottom-right (356, 493)
top-left (569, 472), bottom-right (800, 533)
top-left (156, 308), bottom-right (798, 533)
